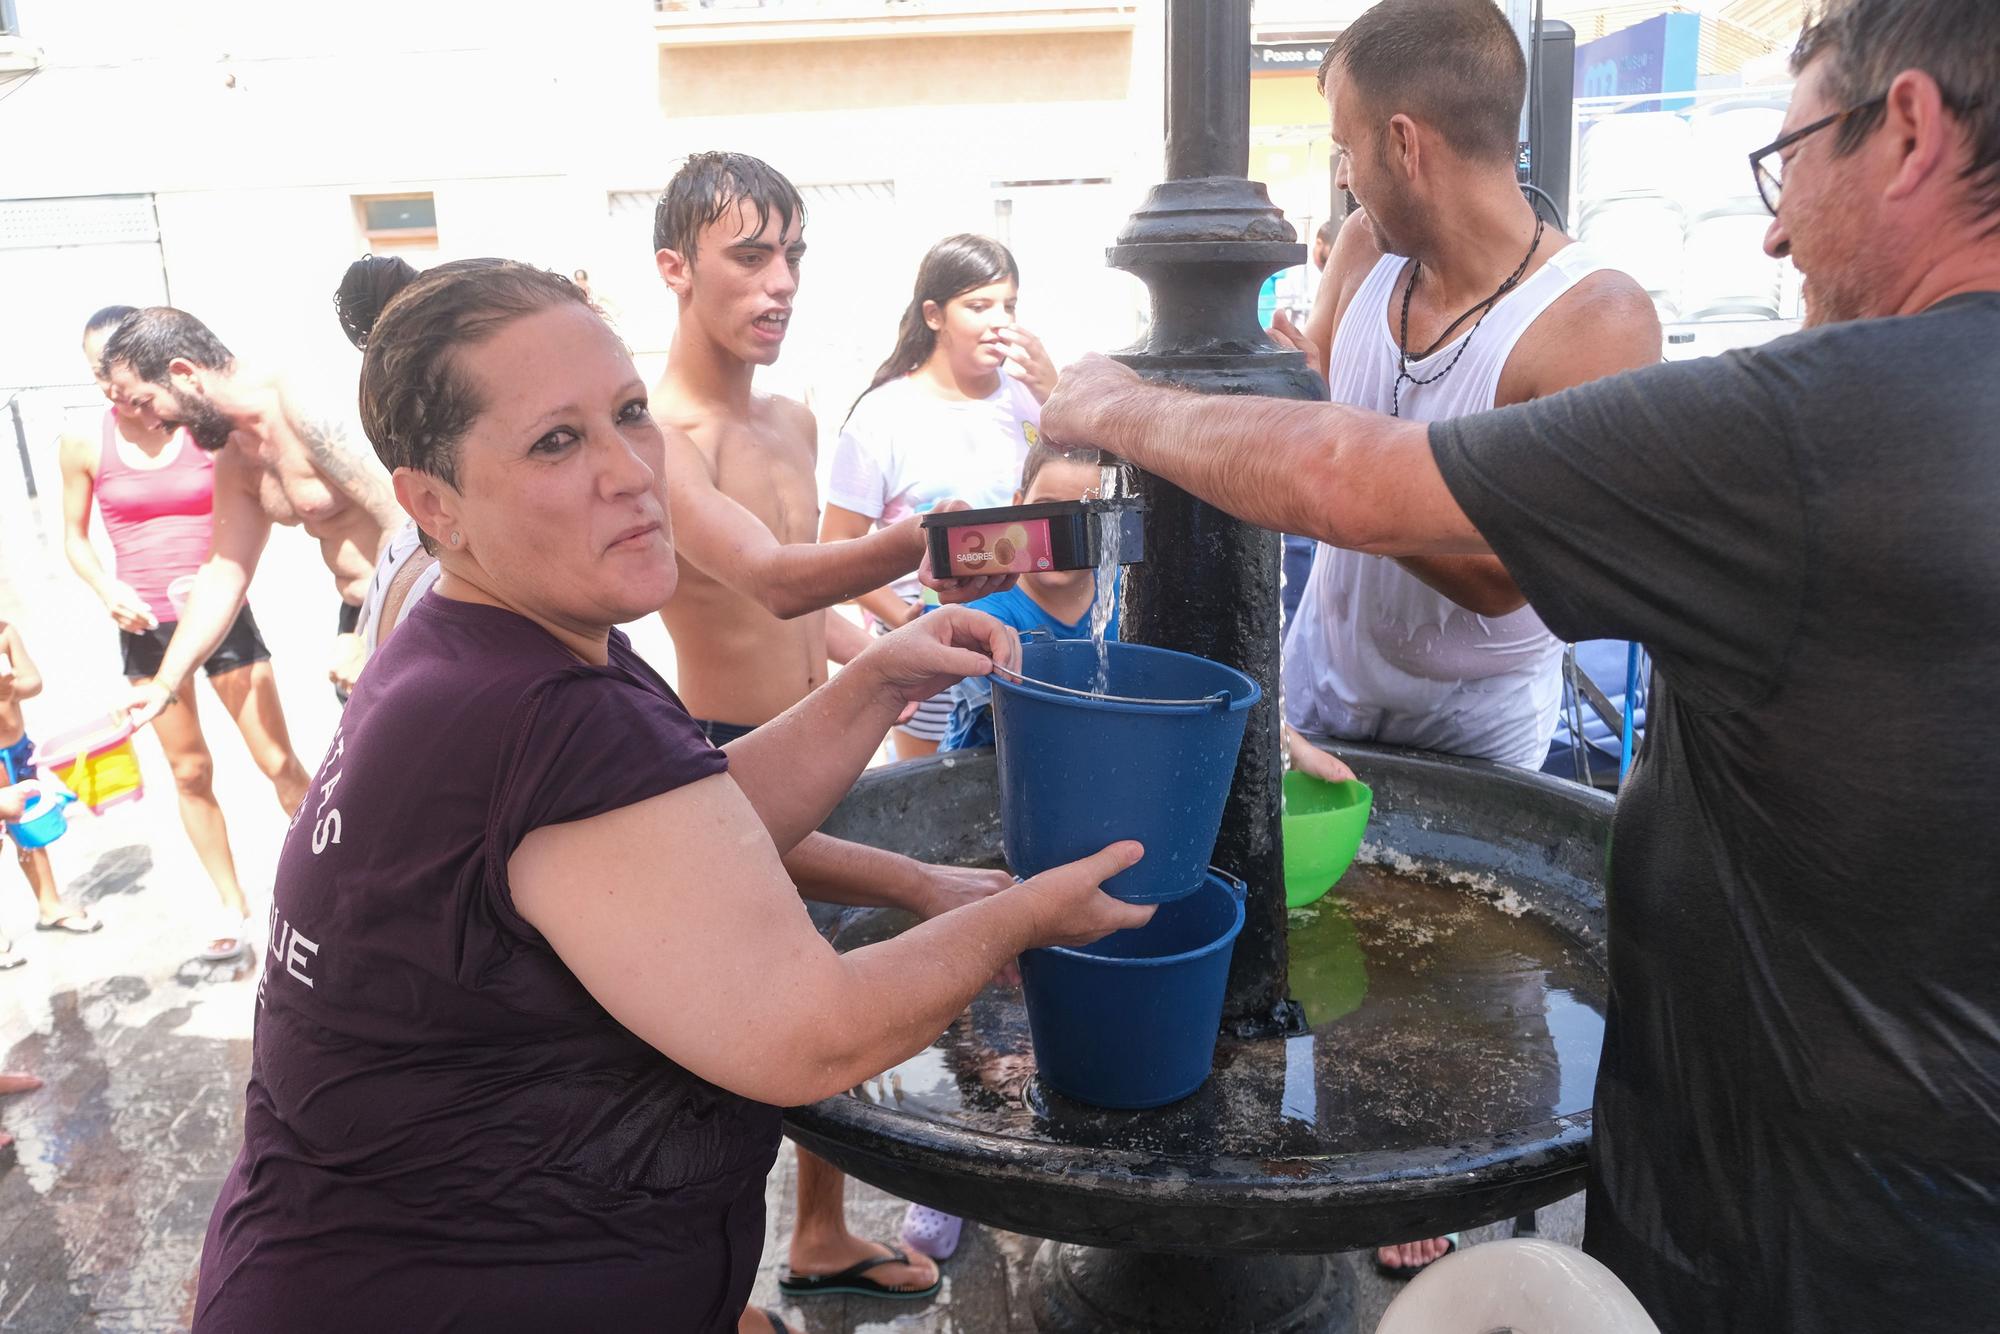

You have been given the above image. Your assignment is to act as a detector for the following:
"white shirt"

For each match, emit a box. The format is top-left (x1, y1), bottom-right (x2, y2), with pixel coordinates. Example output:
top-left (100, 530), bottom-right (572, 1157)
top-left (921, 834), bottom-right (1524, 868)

top-left (1283, 243), bottom-right (1609, 768)
top-left (826, 373), bottom-right (1042, 600)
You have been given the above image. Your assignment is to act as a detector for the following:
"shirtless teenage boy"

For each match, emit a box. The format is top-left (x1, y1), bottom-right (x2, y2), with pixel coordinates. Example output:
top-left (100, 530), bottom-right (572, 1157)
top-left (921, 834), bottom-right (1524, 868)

top-left (102, 308), bottom-right (402, 724)
top-left (651, 152), bottom-right (1008, 1327)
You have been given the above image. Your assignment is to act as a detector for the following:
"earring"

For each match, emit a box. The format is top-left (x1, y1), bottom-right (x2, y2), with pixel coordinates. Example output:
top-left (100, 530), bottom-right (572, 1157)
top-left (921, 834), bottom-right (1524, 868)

top-left (449, 531), bottom-right (461, 547)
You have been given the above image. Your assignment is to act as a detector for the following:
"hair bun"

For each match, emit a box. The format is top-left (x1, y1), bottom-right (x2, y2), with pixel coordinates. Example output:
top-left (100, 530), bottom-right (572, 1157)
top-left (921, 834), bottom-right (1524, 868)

top-left (335, 254), bottom-right (421, 350)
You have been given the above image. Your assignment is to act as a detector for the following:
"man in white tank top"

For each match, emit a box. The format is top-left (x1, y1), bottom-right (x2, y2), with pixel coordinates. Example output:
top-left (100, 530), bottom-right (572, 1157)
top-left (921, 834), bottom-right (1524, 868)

top-left (1277, 0), bottom-right (1662, 788)
top-left (1267, 0), bottom-right (1662, 1280)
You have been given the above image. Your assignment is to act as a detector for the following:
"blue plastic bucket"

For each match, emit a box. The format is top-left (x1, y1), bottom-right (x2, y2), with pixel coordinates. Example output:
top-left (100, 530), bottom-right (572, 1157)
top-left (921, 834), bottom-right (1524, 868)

top-left (1020, 868), bottom-right (1246, 1109)
top-left (4, 787), bottom-right (73, 850)
top-left (993, 639), bottom-right (1259, 904)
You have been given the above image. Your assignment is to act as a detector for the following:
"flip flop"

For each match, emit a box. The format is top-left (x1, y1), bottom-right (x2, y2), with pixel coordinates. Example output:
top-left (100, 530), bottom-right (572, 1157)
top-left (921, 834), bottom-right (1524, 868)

top-left (199, 913), bottom-right (251, 963)
top-left (1374, 1233), bottom-right (1459, 1281)
top-left (760, 1311), bottom-right (792, 1334)
top-left (900, 1204), bottom-right (964, 1261)
top-left (34, 912), bottom-right (102, 936)
top-left (0, 943), bottom-right (24, 970)
top-left (777, 1245), bottom-right (941, 1301)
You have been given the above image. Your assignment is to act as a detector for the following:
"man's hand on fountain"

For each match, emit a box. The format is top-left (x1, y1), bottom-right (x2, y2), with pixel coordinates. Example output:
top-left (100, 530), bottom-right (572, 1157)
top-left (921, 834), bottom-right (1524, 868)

top-left (1013, 841), bottom-right (1155, 950)
top-left (1267, 310), bottom-right (1324, 371)
top-left (917, 500), bottom-right (1019, 604)
top-left (862, 604), bottom-right (1021, 710)
top-left (1042, 353), bottom-right (1143, 454)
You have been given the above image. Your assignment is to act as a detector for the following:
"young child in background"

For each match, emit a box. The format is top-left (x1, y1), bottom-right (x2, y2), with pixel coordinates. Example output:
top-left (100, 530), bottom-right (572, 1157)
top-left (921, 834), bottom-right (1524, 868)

top-left (0, 619), bottom-right (101, 965)
top-left (942, 443), bottom-right (1121, 753)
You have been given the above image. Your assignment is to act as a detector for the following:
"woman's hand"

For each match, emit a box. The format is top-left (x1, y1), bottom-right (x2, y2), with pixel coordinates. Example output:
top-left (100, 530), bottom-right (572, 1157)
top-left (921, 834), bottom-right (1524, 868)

top-left (99, 581), bottom-right (158, 634)
top-left (908, 863), bottom-right (1015, 921)
top-left (998, 325), bottom-right (1060, 404)
top-left (917, 500), bottom-right (1020, 604)
top-left (860, 604), bottom-right (1020, 708)
top-left (1012, 841), bottom-right (1155, 949)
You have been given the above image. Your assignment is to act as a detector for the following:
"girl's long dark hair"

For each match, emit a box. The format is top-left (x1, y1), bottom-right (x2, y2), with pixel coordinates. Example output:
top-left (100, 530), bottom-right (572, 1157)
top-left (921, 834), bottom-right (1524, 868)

top-left (847, 233), bottom-right (1019, 422)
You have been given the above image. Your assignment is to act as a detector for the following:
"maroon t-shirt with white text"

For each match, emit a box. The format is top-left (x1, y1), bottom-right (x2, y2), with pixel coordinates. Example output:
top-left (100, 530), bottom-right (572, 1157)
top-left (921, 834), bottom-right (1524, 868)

top-left (194, 594), bottom-right (780, 1333)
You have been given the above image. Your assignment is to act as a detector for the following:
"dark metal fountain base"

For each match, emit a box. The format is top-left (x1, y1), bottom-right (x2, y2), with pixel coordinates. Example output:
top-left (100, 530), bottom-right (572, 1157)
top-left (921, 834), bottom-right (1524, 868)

top-left (1029, 1244), bottom-right (1351, 1334)
top-left (802, 744), bottom-right (1613, 1332)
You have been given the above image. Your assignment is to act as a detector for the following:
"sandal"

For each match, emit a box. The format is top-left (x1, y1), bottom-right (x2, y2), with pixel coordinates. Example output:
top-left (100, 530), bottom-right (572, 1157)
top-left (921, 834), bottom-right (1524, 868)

top-left (900, 1204), bottom-right (964, 1261)
top-left (34, 911), bottom-right (102, 936)
top-left (760, 1312), bottom-right (791, 1334)
top-left (1374, 1233), bottom-right (1459, 1281)
top-left (199, 912), bottom-right (251, 963)
top-left (0, 942), bottom-right (23, 971)
top-left (778, 1244), bottom-right (941, 1300)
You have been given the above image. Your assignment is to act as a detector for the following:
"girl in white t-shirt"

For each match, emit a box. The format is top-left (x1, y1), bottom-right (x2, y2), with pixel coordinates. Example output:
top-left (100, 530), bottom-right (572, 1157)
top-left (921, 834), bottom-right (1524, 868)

top-left (821, 233), bottom-right (1058, 760)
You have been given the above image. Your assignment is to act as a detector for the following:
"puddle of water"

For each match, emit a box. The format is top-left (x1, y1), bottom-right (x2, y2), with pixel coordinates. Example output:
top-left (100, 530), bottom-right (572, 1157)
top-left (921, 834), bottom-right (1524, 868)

top-left (831, 858), bottom-right (1604, 1161)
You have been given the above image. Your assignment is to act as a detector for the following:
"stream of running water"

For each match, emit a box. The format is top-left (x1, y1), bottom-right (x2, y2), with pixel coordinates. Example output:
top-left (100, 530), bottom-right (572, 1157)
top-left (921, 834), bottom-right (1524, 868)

top-left (1090, 464), bottom-right (1126, 694)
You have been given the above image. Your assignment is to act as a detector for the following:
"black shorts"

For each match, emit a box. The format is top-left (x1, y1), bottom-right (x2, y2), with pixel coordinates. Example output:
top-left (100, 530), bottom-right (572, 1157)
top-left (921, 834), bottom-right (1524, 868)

top-left (693, 718), bottom-right (756, 745)
top-left (121, 606), bottom-right (272, 682)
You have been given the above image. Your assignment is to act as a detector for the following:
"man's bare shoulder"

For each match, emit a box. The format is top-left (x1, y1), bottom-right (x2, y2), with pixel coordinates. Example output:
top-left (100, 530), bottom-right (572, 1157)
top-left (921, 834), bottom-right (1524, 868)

top-left (1514, 261), bottom-right (1663, 399)
top-left (1323, 211), bottom-right (1390, 338)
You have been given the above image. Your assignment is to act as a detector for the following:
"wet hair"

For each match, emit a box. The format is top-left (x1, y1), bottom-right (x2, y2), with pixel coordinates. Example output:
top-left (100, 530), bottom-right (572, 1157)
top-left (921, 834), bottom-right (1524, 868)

top-left (1316, 0), bottom-right (1526, 165)
top-left (99, 307), bottom-right (236, 384)
top-left (1021, 442), bottom-right (1101, 496)
top-left (334, 254), bottom-right (421, 351)
top-left (850, 234), bottom-right (1021, 418)
top-left (653, 152), bottom-right (807, 263)
top-left (336, 255), bottom-right (594, 551)
top-left (83, 305), bottom-right (138, 339)
top-left (1793, 0), bottom-right (2000, 227)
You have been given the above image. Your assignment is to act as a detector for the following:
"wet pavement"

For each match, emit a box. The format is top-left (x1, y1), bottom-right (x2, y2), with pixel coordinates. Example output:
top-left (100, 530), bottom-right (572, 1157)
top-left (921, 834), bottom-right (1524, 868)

top-left (0, 475), bottom-right (1582, 1331)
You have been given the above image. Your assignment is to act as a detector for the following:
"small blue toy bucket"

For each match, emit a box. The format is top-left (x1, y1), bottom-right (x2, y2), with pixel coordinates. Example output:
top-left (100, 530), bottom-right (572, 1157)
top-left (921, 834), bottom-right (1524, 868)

top-left (1020, 867), bottom-right (1246, 1109)
top-left (992, 638), bottom-right (1259, 903)
top-left (3, 779), bottom-right (73, 850)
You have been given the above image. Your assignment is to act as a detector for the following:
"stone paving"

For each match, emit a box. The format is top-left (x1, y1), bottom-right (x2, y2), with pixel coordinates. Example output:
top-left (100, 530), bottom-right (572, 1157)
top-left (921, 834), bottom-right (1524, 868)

top-left (0, 476), bottom-right (1582, 1332)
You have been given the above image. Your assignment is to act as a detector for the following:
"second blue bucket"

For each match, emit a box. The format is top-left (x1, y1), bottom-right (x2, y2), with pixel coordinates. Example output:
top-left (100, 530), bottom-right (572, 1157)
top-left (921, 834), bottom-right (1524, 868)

top-left (992, 639), bottom-right (1260, 903)
top-left (1020, 867), bottom-right (1246, 1109)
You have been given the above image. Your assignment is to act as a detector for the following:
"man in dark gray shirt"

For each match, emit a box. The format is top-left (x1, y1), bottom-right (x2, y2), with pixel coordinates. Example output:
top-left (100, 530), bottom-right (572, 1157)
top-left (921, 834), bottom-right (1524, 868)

top-left (1039, 2), bottom-right (2000, 1329)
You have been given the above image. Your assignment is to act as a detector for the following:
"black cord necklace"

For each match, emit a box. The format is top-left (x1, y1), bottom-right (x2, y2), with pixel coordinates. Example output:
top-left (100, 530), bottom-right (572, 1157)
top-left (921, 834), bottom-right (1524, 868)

top-left (1391, 215), bottom-right (1546, 418)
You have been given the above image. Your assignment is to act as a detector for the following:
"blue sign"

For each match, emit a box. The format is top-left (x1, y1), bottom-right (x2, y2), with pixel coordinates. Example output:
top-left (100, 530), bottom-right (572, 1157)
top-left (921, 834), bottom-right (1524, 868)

top-left (1575, 13), bottom-right (1699, 111)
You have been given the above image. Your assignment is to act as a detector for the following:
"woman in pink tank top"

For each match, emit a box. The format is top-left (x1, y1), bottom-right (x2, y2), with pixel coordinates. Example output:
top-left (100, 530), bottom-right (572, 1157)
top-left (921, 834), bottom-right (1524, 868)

top-left (59, 306), bottom-right (310, 962)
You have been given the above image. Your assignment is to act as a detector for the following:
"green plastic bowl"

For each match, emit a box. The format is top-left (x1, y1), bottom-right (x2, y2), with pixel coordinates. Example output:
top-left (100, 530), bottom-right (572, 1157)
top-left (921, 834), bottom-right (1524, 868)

top-left (1282, 770), bottom-right (1372, 909)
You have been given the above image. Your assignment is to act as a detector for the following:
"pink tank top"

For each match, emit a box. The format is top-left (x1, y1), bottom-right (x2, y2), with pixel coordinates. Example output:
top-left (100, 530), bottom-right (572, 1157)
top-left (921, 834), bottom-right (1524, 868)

top-left (94, 411), bottom-right (216, 623)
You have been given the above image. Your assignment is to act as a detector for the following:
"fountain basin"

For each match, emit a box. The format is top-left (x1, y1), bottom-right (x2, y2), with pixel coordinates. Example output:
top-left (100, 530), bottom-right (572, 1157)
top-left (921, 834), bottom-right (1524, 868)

top-left (793, 743), bottom-right (1613, 1254)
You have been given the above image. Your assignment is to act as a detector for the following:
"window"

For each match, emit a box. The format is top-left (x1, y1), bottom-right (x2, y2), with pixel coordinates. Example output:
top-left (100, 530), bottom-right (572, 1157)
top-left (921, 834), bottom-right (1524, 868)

top-left (354, 193), bottom-right (438, 251)
top-left (0, 0), bottom-right (18, 37)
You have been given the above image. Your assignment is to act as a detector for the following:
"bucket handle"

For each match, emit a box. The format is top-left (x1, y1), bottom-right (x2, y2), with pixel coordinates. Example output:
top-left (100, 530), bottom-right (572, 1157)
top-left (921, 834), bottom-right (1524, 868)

top-left (1208, 866), bottom-right (1248, 904)
top-left (997, 629), bottom-right (1232, 711)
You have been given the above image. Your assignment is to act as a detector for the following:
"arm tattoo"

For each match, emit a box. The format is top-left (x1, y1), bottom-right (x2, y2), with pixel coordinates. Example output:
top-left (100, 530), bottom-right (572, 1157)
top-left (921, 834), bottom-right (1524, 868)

top-left (299, 415), bottom-right (399, 524)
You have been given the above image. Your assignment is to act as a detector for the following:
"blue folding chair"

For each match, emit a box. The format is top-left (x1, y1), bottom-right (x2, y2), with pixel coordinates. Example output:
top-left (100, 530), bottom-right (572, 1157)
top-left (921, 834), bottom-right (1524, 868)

top-left (1542, 640), bottom-right (1649, 790)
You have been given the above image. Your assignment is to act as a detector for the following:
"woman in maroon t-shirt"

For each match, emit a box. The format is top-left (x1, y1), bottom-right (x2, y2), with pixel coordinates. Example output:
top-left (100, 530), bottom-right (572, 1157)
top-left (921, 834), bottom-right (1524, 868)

top-left (192, 257), bottom-right (1153, 1334)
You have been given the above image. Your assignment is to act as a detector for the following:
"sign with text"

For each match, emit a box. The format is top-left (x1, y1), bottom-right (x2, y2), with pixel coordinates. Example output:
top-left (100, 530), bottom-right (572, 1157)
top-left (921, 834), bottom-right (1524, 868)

top-left (1575, 14), bottom-right (1699, 112)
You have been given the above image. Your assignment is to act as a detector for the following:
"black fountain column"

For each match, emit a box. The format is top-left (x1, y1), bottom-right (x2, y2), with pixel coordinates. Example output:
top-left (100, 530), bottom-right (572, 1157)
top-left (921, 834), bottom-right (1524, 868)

top-left (1026, 4), bottom-right (1345, 1329)
top-left (1108, 0), bottom-right (1322, 1032)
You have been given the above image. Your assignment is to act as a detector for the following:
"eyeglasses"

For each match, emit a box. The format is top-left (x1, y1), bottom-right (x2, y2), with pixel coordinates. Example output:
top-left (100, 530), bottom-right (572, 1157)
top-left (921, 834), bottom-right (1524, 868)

top-left (1748, 95), bottom-right (1887, 216)
top-left (1749, 89), bottom-right (1986, 215)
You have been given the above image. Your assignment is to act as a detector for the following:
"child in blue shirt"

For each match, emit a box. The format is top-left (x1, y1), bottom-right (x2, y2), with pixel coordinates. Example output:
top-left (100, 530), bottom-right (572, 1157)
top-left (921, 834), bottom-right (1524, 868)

top-left (943, 444), bottom-right (1120, 751)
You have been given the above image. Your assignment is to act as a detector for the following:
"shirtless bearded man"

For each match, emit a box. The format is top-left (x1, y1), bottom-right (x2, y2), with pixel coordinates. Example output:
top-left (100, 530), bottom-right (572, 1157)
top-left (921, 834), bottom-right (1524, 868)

top-left (651, 153), bottom-right (1012, 1330)
top-left (103, 308), bottom-right (402, 727)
